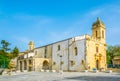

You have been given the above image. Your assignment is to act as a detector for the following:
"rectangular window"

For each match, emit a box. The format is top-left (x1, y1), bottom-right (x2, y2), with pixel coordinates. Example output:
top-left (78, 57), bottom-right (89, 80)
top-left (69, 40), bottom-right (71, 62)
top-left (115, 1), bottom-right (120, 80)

top-left (102, 30), bottom-right (104, 38)
top-left (96, 31), bottom-right (98, 38)
top-left (44, 47), bottom-right (47, 58)
top-left (35, 51), bottom-right (37, 55)
top-left (58, 45), bottom-right (60, 51)
top-left (70, 60), bottom-right (75, 66)
top-left (96, 47), bottom-right (98, 53)
top-left (74, 47), bottom-right (78, 56)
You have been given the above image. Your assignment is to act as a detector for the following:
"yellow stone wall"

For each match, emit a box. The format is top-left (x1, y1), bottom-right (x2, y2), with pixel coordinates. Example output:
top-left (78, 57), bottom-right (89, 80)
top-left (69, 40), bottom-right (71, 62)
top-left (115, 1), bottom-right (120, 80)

top-left (28, 41), bottom-right (34, 50)
top-left (86, 18), bottom-right (107, 71)
top-left (46, 45), bottom-right (52, 58)
top-left (34, 45), bottom-right (52, 58)
top-left (86, 37), bottom-right (106, 70)
top-left (36, 47), bottom-right (45, 58)
top-left (34, 58), bottom-right (50, 71)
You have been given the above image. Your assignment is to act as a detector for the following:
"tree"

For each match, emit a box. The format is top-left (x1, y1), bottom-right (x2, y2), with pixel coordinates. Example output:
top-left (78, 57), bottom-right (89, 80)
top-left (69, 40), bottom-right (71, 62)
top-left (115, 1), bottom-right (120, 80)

top-left (106, 45), bottom-right (120, 64)
top-left (0, 54), bottom-right (10, 68)
top-left (12, 47), bottom-right (19, 58)
top-left (0, 40), bottom-right (19, 69)
top-left (1, 40), bottom-right (10, 52)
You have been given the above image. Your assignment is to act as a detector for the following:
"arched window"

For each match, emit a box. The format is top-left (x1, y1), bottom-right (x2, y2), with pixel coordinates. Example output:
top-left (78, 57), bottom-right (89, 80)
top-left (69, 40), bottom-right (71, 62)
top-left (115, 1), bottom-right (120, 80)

top-left (58, 45), bottom-right (60, 51)
top-left (74, 47), bottom-right (78, 56)
top-left (96, 47), bottom-right (99, 53)
top-left (102, 30), bottom-right (104, 38)
top-left (96, 31), bottom-right (98, 38)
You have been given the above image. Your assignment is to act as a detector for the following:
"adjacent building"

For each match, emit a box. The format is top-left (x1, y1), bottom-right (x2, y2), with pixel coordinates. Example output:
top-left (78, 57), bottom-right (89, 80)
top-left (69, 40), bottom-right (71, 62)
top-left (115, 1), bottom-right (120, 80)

top-left (17, 18), bottom-right (107, 72)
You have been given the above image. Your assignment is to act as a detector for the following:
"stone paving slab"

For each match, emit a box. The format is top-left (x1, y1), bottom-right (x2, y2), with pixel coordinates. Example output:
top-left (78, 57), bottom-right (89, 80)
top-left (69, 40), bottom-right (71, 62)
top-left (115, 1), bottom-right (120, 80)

top-left (0, 72), bottom-right (120, 81)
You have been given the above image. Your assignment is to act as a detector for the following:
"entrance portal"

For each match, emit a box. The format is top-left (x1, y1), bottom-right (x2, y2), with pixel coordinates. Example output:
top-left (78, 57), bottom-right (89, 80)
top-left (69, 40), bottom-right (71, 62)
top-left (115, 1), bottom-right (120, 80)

top-left (96, 60), bottom-right (99, 70)
top-left (28, 60), bottom-right (32, 71)
top-left (42, 60), bottom-right (49, 70)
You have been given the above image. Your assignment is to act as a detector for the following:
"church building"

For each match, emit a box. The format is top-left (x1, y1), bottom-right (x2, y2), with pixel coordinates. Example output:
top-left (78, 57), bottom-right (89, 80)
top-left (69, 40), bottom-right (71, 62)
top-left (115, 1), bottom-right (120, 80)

top-left (17, 18), bottom-right (107, 72)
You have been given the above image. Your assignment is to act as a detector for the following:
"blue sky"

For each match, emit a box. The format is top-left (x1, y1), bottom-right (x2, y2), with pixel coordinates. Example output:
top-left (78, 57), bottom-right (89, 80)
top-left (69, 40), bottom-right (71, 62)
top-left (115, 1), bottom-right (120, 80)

top-left (0, 0), bottom-right (120, 51)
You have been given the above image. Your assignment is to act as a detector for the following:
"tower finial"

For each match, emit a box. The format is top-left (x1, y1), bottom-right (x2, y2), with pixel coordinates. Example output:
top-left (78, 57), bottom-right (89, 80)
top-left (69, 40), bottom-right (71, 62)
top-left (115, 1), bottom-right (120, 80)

top-left (28, 41), bottom-right (34, 50)
top-left (92, 17), bottom-right (105, 28)
top-left (97, 17), bottom-right (100, 21)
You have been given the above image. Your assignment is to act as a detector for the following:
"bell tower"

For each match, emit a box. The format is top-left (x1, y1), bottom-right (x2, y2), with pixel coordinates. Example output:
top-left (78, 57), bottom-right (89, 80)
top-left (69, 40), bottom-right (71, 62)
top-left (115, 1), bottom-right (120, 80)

top-left (28, 41), bottom-right (34, 50)
top-left (92, 17), bottom-right (106, 43)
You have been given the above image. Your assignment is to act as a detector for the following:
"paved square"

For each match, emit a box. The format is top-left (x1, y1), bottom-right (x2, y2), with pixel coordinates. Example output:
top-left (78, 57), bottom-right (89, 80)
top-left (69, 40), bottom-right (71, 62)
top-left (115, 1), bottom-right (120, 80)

top-left (0, 72), bottom-right (120, 81)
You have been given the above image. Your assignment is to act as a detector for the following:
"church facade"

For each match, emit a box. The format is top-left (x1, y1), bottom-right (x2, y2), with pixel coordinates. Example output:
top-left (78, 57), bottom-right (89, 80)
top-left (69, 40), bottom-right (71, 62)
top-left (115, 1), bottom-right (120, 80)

top-left (17, 18), bottom-right (107, 72)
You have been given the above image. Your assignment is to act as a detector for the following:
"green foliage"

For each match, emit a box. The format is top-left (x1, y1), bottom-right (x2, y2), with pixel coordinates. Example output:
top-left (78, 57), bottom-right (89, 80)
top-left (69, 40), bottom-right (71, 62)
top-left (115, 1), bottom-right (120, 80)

top-left (12, 47), bottom-right (19, 58)
top-left (106, 45), bottom-right (120, 64)
top-left (1, 40), bottom-right (10, 52)
top-left (0, 54), bottom-right (10, 68)
top-left (0, 40), bottom-right (19, 69)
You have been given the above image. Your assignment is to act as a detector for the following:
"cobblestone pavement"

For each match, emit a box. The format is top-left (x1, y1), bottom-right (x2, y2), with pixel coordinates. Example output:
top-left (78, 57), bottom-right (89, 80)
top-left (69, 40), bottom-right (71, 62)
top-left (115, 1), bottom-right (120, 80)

top-left (0, 72), bottom-right (120, 81)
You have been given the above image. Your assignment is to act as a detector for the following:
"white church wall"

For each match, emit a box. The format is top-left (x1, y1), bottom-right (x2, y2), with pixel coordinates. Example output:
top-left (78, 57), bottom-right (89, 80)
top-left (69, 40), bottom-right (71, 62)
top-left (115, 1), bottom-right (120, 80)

top-left (28, 52), bottom-right (35, 58)
top-left (52, 40), bottom-right (69, 71)
top-left (24, 54), bottom-right (27, 58)
top-left (69, 37), bottom-right (86, 71)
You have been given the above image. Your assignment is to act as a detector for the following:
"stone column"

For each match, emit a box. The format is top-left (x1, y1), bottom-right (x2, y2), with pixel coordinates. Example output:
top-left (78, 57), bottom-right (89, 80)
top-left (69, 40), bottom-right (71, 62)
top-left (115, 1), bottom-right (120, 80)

top-left (27, 59), bottom-right (29, 71)
top-left (18, 60), bottom-right (20, 70)
top-left (17, 60), bottom-right (19, 70)
top-left (33, 59), bottom-right (35, 71)
top-left (22, 61), bottom-right (24, 72)
top-left (31, 59), bottom-right (33, 71)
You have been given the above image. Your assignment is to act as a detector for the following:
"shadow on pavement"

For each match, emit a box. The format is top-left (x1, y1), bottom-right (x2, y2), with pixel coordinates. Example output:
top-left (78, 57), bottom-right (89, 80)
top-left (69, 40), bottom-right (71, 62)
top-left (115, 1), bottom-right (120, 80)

top-left (64, 76), bottom-right (120, 81)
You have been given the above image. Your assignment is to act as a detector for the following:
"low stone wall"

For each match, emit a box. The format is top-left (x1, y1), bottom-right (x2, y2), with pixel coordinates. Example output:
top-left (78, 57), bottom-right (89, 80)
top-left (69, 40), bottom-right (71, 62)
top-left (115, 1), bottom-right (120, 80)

top-left (107, 68), bottom-right (120, 72)
top-left (0, 69), bottom-right (4, 75)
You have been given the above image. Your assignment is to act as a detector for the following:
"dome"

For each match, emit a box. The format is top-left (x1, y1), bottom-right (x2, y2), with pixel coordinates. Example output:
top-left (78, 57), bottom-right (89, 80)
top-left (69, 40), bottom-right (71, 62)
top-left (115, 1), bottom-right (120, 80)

top-left (28, 41), bottom-right (34, 45)
top-left (92, 17), bottom-right (105, 28)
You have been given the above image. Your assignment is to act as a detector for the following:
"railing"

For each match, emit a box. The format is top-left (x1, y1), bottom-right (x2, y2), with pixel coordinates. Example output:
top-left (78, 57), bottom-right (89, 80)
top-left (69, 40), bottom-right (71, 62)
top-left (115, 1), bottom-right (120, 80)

top-left (107, 64), bottom-right (120, 68)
